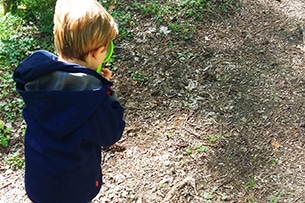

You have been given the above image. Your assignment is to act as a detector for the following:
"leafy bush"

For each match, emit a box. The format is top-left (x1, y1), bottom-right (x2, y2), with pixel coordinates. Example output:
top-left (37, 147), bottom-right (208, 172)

top-left (19, 0), bottom-right (56, 36)
top-left (0, 13), bottom-right (41, 67)
top-left (1, 0), bottom-right (56, 57)
top-left (4, 152), bottom-right (25, 169)
top-left (0, 120), bottom-right (11, 147)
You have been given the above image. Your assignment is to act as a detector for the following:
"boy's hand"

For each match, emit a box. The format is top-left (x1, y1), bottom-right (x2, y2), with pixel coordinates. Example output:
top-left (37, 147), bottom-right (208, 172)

top-left (101, 68), bottom-right (112, 81)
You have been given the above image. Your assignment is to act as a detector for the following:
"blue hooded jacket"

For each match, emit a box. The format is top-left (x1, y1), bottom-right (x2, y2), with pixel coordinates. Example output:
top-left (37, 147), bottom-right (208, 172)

top-left (13, 50), bottom-right (125, 203)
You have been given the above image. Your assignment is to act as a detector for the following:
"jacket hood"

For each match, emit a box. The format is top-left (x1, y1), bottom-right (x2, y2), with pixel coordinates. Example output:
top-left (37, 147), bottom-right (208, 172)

top-left (13, 50), bottom-right (112, 139)
top-left (14, 50), bottom-right (71, 86)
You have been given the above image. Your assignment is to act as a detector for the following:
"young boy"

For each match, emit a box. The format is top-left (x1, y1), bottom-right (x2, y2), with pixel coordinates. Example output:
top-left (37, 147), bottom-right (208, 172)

top-left (13, 0), bottom-right (125, 202)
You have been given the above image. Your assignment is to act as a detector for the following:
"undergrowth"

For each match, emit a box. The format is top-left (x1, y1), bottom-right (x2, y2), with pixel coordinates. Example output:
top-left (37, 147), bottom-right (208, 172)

top-left (108, 0), bottom-right (240, 40)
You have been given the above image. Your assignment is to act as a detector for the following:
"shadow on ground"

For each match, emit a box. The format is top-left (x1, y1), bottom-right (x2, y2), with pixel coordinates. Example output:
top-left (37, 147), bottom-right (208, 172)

top-left (189, 1), bottom-right (305, 202)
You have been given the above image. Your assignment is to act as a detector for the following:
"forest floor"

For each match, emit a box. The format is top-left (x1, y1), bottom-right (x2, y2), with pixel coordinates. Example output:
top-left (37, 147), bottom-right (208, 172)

top-left (1, 0), bottom-right (305, 202)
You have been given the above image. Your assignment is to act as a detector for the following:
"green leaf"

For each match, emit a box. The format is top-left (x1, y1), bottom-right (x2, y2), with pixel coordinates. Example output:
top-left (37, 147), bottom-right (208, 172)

top-left (203, 192), bottom-right (213, 200)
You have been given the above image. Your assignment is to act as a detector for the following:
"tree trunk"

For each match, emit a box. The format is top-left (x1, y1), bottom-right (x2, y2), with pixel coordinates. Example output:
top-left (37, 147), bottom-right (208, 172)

top-left (2, 0), bottom-right (12, 15)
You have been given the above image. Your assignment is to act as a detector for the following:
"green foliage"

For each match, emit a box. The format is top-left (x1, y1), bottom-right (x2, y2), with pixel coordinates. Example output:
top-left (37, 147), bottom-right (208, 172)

top-left (268, 192), bottom-right (282, 203)
top-left (195, 143), bottom-right (207, 153)
top-left (133, 1), bottom-right (198, 40)
top-left (186, 147), bottom-right (192, 154)
top-left (122, 0), bottom-right (240, 41)
top-left (206, 133), bottom-right (222, 142)
top-left (0, 97), bottom-right (24, 121)
top-left (0, 14), bottom-right (42, 67)
top-left (178, 0), bottom-right (209, 20)
top-left (0, 66), bottom-right (24, 122)
top-left (110, 10), bottom-right (134, 38)
top-left (1, 0), bottom-right (17, 14)
top-left (0, 134), bottom-right (10, 147)
top-left (4, 152), bottom-right (25, 169)
top-left (186, 143), bottom-right (207, 154)
top-left (99, 0), bottom-right (135, 38)
top-left (221, 194), bottom-right (228, 201)
top-left (244, 177), bottom-right (256, 190)
top-left (20, 0), bottom-right (55, 35)
top-left (140, 2), bottom-right (172, 22)
top-left (1, 0), bottom-right (55, 36)
top-left (1, 0), bottom-right (55, 55)
top-left (203, 192), bottom-right (214, 200)
top-left (0, 12), bottom-right (22, 39)
top-left (177, 50), bottom-right (194, 62)
top-left (215, 0), bottom-right (240, 12)
top-left (128, 70), bottom-right (148, 82)
top-left (0, 120), bottom-right (11, 147)
top-left (203, 186), bottom-right (218, 200)
top-left (169, 22), bottom-right (196, 41)
top-left (104, 0), bottom-right (241, 46)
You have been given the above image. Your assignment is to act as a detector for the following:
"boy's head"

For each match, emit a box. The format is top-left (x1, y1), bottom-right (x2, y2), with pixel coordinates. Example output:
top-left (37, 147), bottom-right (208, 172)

top-left (53, 0), bottom-right (118, 61)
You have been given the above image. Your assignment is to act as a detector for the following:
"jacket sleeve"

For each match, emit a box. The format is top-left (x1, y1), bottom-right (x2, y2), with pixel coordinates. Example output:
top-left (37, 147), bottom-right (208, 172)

top-left (93, 92), bottom-right (125, 147)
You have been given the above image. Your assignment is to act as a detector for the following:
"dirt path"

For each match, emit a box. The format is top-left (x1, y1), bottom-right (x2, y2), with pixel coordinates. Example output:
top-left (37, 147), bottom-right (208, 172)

top-left (1, 0), bottom-right (305, 202)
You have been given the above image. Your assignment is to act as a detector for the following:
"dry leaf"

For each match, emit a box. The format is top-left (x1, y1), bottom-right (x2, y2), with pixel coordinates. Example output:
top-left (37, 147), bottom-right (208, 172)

top-left (271, 139), bottom-right (281, 148)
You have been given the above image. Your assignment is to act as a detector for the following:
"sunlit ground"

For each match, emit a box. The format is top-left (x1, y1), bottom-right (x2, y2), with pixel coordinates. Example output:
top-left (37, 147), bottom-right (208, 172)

top-left (260, 0), bottom-right (305, 21)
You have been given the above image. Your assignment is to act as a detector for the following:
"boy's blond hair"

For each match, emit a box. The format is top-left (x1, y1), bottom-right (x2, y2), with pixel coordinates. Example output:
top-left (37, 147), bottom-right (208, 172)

top-left (53, 0), bottom-right (118, 61)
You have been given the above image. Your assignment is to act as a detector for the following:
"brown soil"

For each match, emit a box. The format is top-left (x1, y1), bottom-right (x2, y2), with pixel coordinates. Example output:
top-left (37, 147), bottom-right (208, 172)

top-left (1, 0), bottom-right (305, 202)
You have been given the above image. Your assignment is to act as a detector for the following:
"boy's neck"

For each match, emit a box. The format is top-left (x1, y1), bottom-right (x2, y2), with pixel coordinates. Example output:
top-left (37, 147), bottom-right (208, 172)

top-left (58, 56), bottom-right (99, 72)
top-left (58, 56), bottom-right (88, 67)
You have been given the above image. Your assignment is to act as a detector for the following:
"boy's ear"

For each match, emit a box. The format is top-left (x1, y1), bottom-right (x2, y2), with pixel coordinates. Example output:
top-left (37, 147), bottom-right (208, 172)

top-left (91, 46), bottom-right (106, 59)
